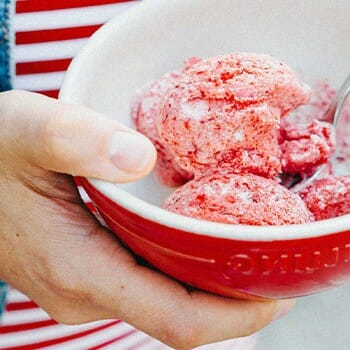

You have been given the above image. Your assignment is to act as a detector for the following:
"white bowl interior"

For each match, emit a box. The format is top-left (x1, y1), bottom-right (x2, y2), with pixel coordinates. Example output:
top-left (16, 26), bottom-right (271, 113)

top-left (60, 0), bottom-right (350, 240)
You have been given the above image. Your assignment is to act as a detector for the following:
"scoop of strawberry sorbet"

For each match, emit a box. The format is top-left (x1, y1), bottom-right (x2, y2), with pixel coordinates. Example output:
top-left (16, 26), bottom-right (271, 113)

top-left (131, 71), bottom-right (193, 187)
top-left (164, 172), bottom-right (313, 226)
top-left (299, 176), bottom-right (350, 220)
top-left (280, 119), bottom-right (336, 175)
top-left (158, 52), bottom-right (311, 177)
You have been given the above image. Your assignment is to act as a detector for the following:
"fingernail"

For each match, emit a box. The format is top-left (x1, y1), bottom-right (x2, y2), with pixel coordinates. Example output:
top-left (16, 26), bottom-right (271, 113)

top-left (110, 131), bottom-right (155, 174)
top-left (273, 299), bottom-right (295, 321)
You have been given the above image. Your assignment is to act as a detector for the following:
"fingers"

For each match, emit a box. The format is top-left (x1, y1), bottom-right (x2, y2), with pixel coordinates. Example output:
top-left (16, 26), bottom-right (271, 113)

top-left (100, 261), bottom-right (294, 349)
top-left (53, 228), bottom-right (294, 349)
top-left (0, 90), bottom-right (156, 183)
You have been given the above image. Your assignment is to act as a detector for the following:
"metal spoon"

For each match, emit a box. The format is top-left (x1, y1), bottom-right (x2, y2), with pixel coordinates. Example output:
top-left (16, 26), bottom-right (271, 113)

top-left (291, 73), bottom-right (350, 193)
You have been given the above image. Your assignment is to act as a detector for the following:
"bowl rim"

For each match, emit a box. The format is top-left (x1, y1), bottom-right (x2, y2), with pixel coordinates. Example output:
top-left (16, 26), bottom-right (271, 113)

top-left (59, 0), bottom-right (350, 242)
top-left (85, 178), bottom-right (350, 241)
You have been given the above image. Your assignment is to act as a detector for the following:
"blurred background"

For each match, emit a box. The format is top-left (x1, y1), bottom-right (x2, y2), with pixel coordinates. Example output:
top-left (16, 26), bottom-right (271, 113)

top-left (257, 283), bottom-right (350, 349)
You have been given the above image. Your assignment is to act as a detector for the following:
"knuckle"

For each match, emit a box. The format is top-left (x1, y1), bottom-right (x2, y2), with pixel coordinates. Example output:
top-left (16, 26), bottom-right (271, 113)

top-left (160, 317), bottom-right (200, 350)
top-left (0, 89), bottom-right (22, 102)
top-left (45, 305), bottom-right (75, 324)
top-left (240, 304), bottom-right (273, 337)
top-left (37, 258), bottom-right (96, 325)
top-left (0, 90), bottom-right (24, 114)
top-left (45, 303), bottom-right (87, 325)
top-left (40, 110), bottom-right (60, 151)
top-left (41, 257), bottom-right (94, 307)
top-left (239, 322), bottom-right (260, 338)
top-left (41, 102), bottom-right (91, 170)
top-left (40, 105), bottom-right (71, 163)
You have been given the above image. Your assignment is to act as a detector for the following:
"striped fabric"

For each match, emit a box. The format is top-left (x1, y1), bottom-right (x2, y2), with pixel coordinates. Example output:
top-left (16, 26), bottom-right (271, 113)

top-left (0, 288), bottom-right (165, 350)
top-left (1, 285), bottom-right (256, 350)
top-left (13, 0), bottom-right (138, 96)
top-left (0, 288), bottom-right (256, 350)
top-left (0, 0), bottom-right (257, 348)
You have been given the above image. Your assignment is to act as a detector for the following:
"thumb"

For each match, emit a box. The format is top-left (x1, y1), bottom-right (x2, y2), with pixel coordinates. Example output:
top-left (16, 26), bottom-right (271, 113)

top-left (0, 90), bottom-right (156, 183)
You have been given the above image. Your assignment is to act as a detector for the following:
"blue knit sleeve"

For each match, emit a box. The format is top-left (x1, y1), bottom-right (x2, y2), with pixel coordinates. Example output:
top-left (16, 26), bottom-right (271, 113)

top-left (0, 0), bottom-right (12, 91)
top-left (0, 0), bottom-right (13, 320)
top-left (0, 281), bottom-right (8, 317)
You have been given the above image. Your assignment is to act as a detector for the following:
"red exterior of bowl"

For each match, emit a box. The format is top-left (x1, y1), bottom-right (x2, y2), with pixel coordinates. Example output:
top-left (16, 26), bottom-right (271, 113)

top-left (78, 177), bottom-right (350, 300)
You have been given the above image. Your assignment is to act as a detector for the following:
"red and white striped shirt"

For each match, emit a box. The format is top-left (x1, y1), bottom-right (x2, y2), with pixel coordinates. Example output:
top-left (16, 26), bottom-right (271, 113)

top-left (13, 0), bottom-right (138, 98)
top-left (1, 1), bottom-right (257, 349)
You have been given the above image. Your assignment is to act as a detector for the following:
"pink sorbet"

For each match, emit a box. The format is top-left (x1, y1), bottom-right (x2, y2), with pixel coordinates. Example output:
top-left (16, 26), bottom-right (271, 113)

top-left (280, 119), bottom-right (335, 174)
top-left (158, 52), bottom-right (311, 177)
top-left (131, 71), bottom-right (193, 187)
top-left (299, 176), bottom-right (350, 220)
top-left (164, 172), bottom-right (313, 226)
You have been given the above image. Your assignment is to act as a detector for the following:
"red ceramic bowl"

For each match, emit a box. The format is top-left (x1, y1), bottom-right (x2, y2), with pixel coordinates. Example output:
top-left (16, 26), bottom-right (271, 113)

top-left (60, 0), bottom-right (350, 300)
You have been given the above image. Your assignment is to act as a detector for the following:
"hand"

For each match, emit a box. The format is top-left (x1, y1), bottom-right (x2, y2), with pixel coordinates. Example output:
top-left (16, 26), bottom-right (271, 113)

top-left (0, 90), bottom-right (294, 349)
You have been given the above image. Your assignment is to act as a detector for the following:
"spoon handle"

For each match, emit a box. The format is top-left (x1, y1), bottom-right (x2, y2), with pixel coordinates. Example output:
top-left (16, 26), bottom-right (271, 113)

top-left (291, 74), bottom-right (350, 193)
top-left (323, 73), bottom-right (350, 126)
